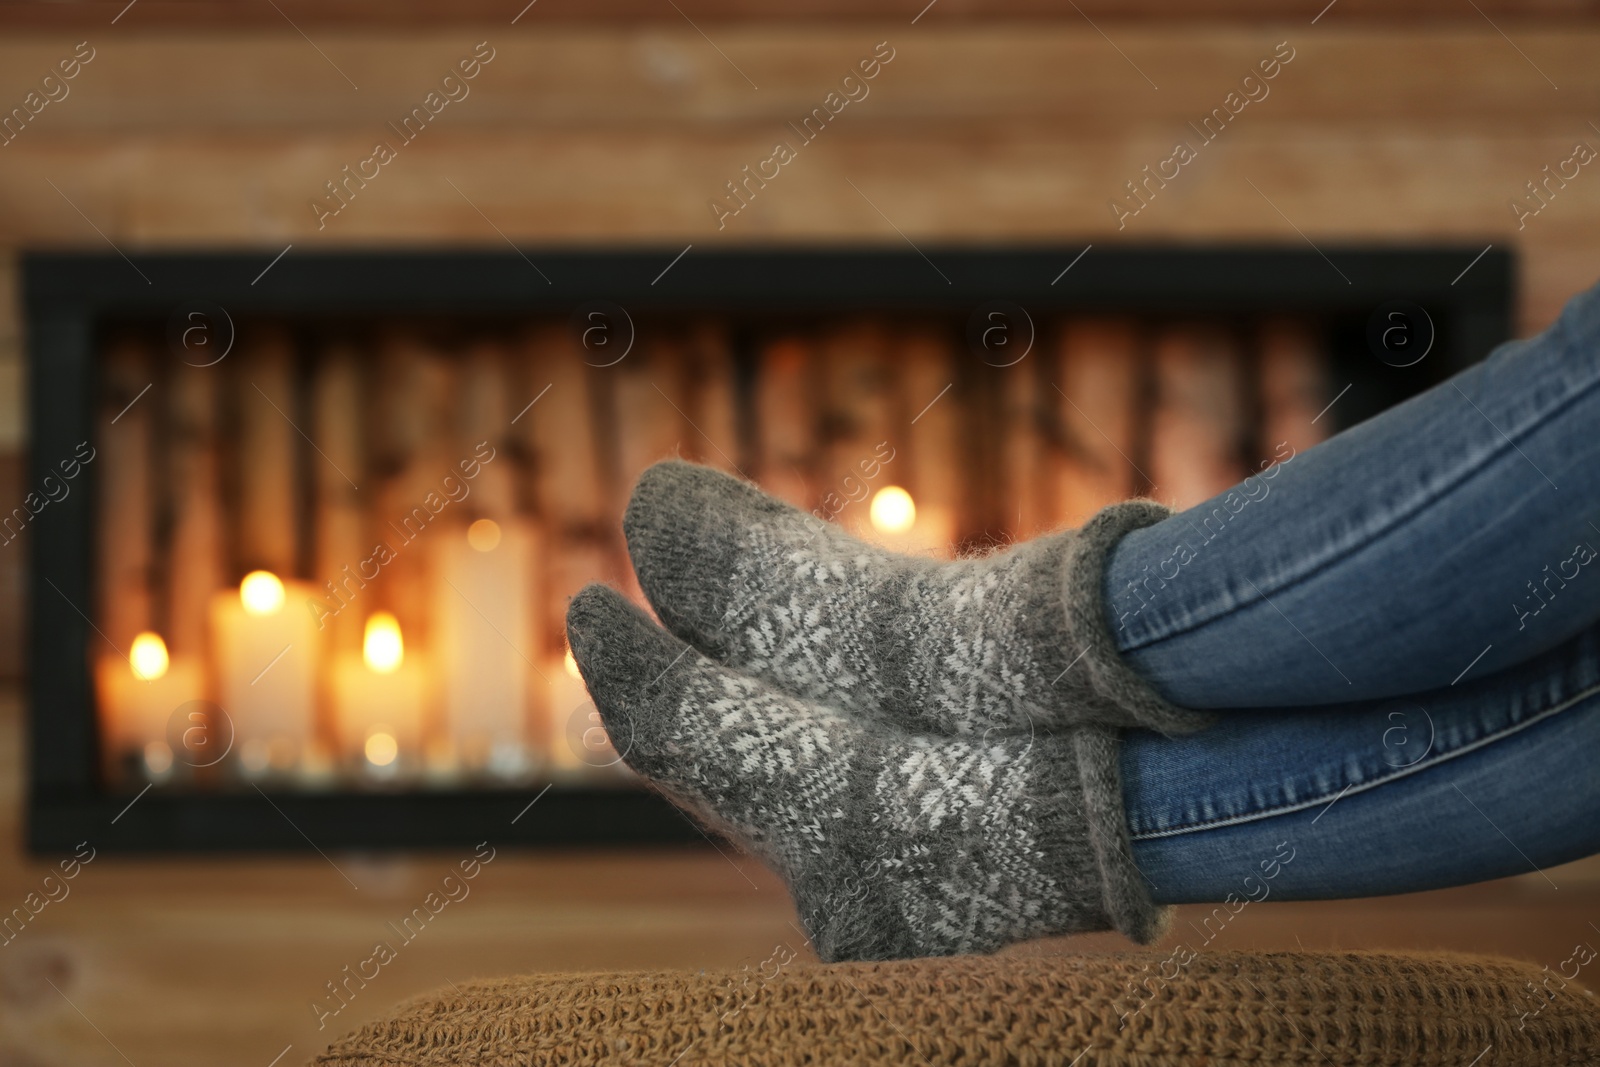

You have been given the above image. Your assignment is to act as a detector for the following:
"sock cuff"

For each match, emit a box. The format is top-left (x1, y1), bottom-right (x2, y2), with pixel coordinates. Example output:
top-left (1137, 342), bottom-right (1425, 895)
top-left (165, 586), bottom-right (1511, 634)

top-left (1071, 726), bottom-right (1171, 945)
top-left (1060, 499), bottom-right (1214, 736)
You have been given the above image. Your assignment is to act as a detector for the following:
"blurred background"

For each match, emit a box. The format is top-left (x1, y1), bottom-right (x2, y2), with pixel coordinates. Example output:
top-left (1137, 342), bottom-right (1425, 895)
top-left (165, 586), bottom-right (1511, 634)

top-left (1, 2), bottom-right (1598, 1063)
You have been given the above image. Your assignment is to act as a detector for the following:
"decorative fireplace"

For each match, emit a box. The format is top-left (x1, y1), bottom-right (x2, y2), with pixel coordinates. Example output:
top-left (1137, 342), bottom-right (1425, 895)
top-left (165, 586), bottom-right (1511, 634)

top-left (23, 245), bottom-right (1512, 852)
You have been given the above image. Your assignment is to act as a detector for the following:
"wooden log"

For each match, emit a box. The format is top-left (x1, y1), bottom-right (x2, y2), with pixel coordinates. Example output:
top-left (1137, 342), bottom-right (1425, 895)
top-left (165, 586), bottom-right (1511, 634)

top-left (1053, 318), bottom-right (1141, 527)
top-left (458, 339), bottom-right (519, 522)
top-left (899, 326), bottom-right (961, 556)
top-left (520, 324), bottom-right (608, 533)
top-left (165, 362), bottom-right (225, 661)
top-left (611, 330), bottom-right (689, 521)
top-left (999, 357), bottom-right (1047, 541)
top-left (366, 328), bottom-right (456, 646)
top-left (752, 335), bottom-right (817, 510)
top-left (234, 325), bottom-right (299, 578)
top-left (683, 320), bottom-right (742, 475)
top-left (1148, 323), bottom-right (1248, 510)
top-left (1258, 317), bottom-right (1332, 456)
top-left (308, 343), bottom-right (366, 655)
top-left (609, 331), bottom-right (690, 604)
top-left (818, 320), bottom-right (894, 538)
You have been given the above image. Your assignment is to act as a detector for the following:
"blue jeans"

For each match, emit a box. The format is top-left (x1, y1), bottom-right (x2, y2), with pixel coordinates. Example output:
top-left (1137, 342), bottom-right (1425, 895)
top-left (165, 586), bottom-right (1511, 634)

top-left (1105, 279), bottom-right (1600, 903)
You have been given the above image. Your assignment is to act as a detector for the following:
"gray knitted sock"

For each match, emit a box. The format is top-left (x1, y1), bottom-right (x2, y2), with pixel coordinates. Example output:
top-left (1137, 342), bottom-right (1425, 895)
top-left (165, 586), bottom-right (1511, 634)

top-left (624, 460), bottom-right (1209, 737)
top-left (566, 584), bottom-right (1170, 962)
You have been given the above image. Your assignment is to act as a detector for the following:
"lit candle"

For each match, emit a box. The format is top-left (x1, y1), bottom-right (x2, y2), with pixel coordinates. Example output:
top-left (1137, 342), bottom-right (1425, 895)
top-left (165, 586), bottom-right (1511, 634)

top-left (433, 518), bottom-right (538, 775)
top-left (95, 631), bottom-right (203, 778)
top-left (870, 485), bottom-right (916, 535)
top-left (865, 485), bottom-right (953, 557)
top-left (546, 646), bottom-right (618, 773)
top-left (210, 570), bottom-right (321, 773)
top-left (332, 612), bottom-right (428, 773)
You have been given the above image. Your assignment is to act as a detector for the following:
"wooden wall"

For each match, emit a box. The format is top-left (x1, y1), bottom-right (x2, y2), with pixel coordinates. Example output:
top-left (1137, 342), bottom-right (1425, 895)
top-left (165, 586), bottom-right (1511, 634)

top-left (1, 21), bottom-right (1596, 766)
top-left (5, 20), bottom-right (1600, 672)
top-left (0, 26), bottom-right (1596, 321)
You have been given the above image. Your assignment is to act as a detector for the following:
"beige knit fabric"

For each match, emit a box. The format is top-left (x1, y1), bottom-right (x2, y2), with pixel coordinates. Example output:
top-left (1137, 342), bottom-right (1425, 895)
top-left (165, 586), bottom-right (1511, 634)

top-left (313, 951), bottom-right (1600, 1066)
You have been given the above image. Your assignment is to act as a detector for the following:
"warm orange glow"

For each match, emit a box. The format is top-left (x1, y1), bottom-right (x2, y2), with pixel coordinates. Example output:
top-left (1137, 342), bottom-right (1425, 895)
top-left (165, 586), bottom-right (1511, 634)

top-left (564, 648), bottom-right (582, 679)
top-left (870, 486), bottom-right (917, 534)
top-left (129, 631), bottom-right (170, 681)
top-left (239, 571), bottom-right (286, 616)
top-left (143, 741), bottom-right (174, 775)
top-left (363, 612), bottom-right (404, 674)
top-left (364, 730), bottom-right (399, 766)
top-left (467, 518), bottom-right (503, 552)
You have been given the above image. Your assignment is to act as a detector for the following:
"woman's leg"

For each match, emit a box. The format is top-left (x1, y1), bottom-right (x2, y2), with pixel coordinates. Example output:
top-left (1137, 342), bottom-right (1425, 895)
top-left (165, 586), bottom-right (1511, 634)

top-left (1124, 622), bottom-right (1600, 901)
top-left (1107, 279), bottom-right (1600, 708)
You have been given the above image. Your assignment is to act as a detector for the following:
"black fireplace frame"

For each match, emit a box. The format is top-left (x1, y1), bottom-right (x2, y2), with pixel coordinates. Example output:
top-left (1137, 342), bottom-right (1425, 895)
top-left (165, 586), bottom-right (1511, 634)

top-left (23, 243), bottom-right (1515, 853)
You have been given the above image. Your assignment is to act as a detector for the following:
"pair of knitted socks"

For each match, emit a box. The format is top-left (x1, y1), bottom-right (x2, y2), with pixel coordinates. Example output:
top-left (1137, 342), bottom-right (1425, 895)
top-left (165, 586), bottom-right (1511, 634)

top-left (566, 461), bottom-right (1207, 961)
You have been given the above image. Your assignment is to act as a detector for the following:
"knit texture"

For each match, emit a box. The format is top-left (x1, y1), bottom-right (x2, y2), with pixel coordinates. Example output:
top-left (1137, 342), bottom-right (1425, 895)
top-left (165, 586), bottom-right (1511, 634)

top-left (624, 460), bottom-right (1210, 738)
top-left (312, 950), bottom-right (1600, 1067)
top-left (566, 585), bottom-right (1168, 962)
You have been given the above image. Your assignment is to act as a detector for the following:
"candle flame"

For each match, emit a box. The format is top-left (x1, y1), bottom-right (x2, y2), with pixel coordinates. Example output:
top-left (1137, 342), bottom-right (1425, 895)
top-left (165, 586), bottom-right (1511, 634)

top-left (870, 486), bottom-right (917, 534)
top-left (564, 647), bottom-right (582, 679)
top-left (364, 730), bottom-right (399, 767)
top-left (130, 631), bottom-right (170, 681)
top-left (467, 518), bottom-right (502, 552)
top-left (363, 612), bottom-right (405, 673)
top-left (240, 571), bottom-right (286, 616)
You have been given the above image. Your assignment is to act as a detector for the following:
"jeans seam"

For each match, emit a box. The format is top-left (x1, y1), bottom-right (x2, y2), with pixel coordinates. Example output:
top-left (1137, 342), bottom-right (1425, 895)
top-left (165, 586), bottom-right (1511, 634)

top-left (1120, 363), bottom-right (1600, 654)
top-left (1127, 679), bottom-right (1600, 841)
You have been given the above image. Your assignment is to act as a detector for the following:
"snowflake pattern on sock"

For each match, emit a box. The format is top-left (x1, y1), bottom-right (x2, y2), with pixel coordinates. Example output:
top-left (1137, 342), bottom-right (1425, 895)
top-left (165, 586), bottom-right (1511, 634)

top-left (566, 583), bottom-right (1167, 962)
top-left (626, 460), bottom-right (1209, 737)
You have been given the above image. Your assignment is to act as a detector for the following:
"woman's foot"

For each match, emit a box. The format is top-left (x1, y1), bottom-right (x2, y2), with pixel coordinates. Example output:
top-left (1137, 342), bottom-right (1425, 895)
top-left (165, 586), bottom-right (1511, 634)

top-left (565, 583), bottom-right (1168, 961)
top-left (623, 460), bottom-right (1208, 737)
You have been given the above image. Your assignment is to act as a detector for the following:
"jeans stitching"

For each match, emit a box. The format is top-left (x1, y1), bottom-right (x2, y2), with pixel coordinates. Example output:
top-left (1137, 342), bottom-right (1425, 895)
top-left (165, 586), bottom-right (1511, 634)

top-left (1127, 679), bottom-right (1600, 840)
top-left (1120, 362), bottom-right (1600, 653)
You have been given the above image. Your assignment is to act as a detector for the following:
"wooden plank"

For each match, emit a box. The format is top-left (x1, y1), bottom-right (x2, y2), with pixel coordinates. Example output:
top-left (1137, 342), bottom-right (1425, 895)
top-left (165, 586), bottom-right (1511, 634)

top-left (0, 0), bottom-right (1595, 28)
top-left (3, 31), bottom-right (1600, 136)
top-left (3, 127), bottom-right (1599, 251)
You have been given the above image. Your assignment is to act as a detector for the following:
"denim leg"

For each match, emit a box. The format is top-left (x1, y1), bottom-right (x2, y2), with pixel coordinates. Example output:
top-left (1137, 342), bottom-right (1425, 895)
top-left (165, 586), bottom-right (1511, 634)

top-left (1105, 277), bottom-right (1600, 708)
top-left (1122, 623), bottom-right (1600, 902)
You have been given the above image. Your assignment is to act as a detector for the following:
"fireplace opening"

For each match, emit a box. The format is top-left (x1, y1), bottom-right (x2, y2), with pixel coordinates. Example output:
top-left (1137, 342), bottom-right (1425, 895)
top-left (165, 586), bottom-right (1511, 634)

top-left (23, 245), bottom-right (1512, 851)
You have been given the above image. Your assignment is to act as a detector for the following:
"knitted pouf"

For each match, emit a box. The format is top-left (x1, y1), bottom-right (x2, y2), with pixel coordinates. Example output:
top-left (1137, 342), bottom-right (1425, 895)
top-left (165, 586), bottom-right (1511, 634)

top-left (313, 951), bottom-right (1600, 1066)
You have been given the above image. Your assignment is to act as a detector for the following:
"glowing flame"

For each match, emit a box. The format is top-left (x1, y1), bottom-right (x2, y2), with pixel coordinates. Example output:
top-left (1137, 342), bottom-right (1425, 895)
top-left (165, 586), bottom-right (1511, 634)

top-left (363, 612), bottom-right (405, 674)
top-left (870, 486), bottom-right (917, 534)
top-left (129, 631), bottom-right (170, 681)
top-left (240, 571), bottom-right (286, 616)
top-left (364, 731), bottom-right (399, 767)
top-left (564, 647), bottom-right (582, 679)
top-left (467, 518), bottom-right (502, 552)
